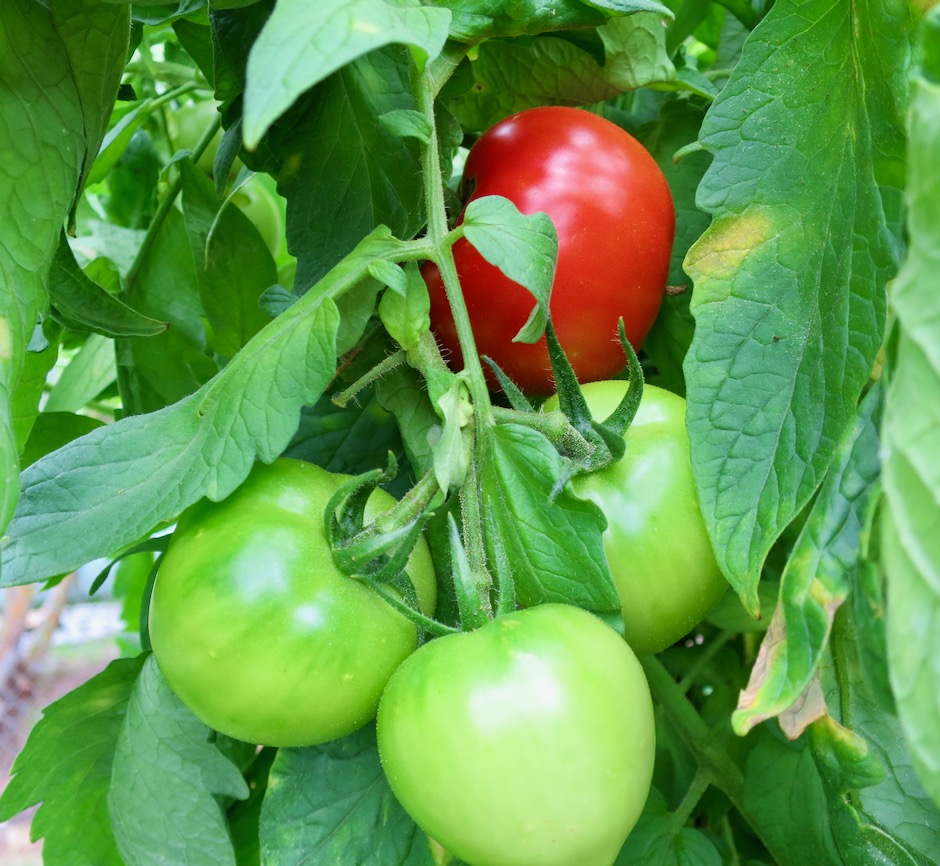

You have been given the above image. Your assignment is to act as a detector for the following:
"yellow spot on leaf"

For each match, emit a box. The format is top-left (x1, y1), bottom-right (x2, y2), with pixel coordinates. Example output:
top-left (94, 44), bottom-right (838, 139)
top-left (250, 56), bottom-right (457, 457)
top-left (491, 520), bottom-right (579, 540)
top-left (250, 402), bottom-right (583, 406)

top-left (685, 210), bottom-right (778, 284)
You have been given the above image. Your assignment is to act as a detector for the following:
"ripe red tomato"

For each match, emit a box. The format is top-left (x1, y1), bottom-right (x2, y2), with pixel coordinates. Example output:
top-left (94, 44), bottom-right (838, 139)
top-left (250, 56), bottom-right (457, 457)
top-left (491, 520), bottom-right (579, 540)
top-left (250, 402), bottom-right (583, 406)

top-left (424, 106), bottom-right (674, 395)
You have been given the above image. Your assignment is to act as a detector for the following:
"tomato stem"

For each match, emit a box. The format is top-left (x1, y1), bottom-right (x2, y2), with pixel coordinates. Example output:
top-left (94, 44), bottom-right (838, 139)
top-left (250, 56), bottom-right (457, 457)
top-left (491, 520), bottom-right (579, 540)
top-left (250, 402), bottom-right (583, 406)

top-left (364, 580), bottom-right (461, 637)
top-left (332, 349), bottom-right (406, 408)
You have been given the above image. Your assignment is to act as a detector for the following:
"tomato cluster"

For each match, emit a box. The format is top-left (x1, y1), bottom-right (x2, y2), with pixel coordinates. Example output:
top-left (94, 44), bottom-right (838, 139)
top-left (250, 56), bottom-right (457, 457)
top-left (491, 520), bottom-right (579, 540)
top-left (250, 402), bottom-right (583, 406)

top-left (148, 107), bottom-right (723, 866)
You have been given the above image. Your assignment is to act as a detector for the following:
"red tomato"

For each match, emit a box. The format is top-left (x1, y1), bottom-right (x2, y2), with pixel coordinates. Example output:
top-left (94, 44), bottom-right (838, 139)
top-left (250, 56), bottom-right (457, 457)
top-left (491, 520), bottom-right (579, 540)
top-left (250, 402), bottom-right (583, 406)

top-left (424, 106), bottom-right (674, 395)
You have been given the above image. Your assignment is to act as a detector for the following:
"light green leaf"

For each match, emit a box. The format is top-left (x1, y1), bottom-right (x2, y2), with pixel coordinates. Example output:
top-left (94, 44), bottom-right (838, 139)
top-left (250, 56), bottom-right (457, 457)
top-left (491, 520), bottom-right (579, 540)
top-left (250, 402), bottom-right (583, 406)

top-left (461, 195), bottom-right (557, 343)
top-left (243, 0), bottom-right (450, 147)
top-left (109, 656), bottom-right (248, 866)
top-left (0, 656), bottom-right (146, 866)
top-left (45, 333), bottom-right (116, 413)
top-left (379, 108), bottom-right (433, 143)
top-left (883, 11), bottom-right (940, 810)
top-left (683, 0), bottom-right (911, 614)
top-left (379, 261), bottom-right (430, 351)
top-left (0, 227), bottom-right (407, 587)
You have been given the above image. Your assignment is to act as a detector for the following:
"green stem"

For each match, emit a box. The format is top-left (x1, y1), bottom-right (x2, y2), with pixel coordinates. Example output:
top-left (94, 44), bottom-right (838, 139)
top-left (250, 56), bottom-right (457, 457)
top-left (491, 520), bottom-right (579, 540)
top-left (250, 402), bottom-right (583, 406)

top-left (669, 769), bottom-right (709, 833)
top-left (712, 0), bottom-right (762, 29)
top-left (332, 349), bottom-right (406, 408)
top-left (640, 655), bottom-right (790, 866)
top-left (415, 52), bottom-right (491, 423)
top-left (365, 581), bottom-right (460, 637)
top-left (124, 113), bottom-right (222, 293)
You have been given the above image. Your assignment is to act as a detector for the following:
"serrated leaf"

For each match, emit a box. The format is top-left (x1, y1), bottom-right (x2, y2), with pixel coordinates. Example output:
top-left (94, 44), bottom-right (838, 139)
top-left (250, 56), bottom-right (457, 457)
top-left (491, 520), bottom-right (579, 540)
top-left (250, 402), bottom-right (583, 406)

top-left (243, 0), bottom-right (450, 147)
top-left (259, 725), bottom-right (434, 866)
top-left (480, 423), bottom-right (620, 612)
top-left (733, 384), bottom-right (883, 735)
top-left (50, 233), bottom-right (167, 337)
top-left (883, 15), bottom-right (940, 810)
top-left (0, 0), bottom-right (85, 542)
top-left (683, 0), bottom-right (911, 614)
top-left (109, 656), bottom-right (248, 866)
top-left (1, 227), bottom-right (406, 587)
top-left (0, 656), bottom-right (146, 866)
top-left (462, 195), bottom-right (557, 343)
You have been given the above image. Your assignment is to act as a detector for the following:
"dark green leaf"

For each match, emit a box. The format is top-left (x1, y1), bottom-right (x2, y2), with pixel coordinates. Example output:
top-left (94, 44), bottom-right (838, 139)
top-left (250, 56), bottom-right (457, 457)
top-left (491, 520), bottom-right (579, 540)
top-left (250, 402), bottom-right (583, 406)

top-left (0, 656), bottom-right (146, 865)
top-left (683, 0), bottom-right (911, 615)
top-left (180, 160), bottom-right (276, 358)
top-left (480, 423), bottom-right (620, 612)
top-left (259, 725), bottom-right (434, 866)
top-left (615, 789), bottom-right (721, 865)
top-left (12, 320), bottom-right (60, 453)
top-left (116, 205), bottom-right (217, 415)
top-left (379, 261), bottom-right (431, 351)
top-left (109, 656), bottom-right (248, 866)
top-left (50, 233), bottom-right (167, 338)
top-left (1, 228), bottom-right (407, 587)
top-left (21, 412), bottom-right (105, 469)
top-left (242, 0), bottom-right (450, 147)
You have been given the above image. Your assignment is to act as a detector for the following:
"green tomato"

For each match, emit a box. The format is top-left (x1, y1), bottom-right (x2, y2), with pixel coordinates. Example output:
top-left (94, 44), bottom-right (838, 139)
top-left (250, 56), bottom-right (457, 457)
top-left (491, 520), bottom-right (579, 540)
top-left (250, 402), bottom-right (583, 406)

top-left (545, 381), bottom-right (727, 656)
top-left (377, 604), bottom-right (655, 866)
top-left (167, 99), bottom-right (222, 174)
top-left (149, 458), bottom-right (437, 747)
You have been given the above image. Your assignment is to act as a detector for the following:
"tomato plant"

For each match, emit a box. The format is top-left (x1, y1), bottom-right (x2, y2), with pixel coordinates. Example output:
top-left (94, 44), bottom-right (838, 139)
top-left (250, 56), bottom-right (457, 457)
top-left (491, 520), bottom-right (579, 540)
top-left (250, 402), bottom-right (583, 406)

top-left (2, 3), bottom-right (938, 866)
top-left (545, 381), bottom-right (728, 656)
top-left (423, 106), bottom-right (675, 394)
top-left (149, 458), bottom-right (437, 747)
top-left (377, 604), bottom-right (655, 866)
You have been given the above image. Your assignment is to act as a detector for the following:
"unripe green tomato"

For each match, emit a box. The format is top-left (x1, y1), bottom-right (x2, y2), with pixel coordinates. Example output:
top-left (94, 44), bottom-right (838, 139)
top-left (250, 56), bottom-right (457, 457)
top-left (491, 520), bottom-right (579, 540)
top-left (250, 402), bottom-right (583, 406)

top-left (377, 604), bottom-right (655, 866)
top-left (544, 382), bottom-right (727, 655)
top-left (167, 99), bottom-right (222, 174)
top-left (149, 458), bottom-right (437, 747)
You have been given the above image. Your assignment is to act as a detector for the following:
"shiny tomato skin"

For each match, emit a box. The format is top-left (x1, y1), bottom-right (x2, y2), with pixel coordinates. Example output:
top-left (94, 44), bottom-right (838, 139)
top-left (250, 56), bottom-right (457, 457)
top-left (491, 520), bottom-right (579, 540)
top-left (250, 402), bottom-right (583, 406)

top-left (545, 382), bottom-right (727, 655)
top-left (377, 604), bottom-right (655, 866)
top-left (425, 106), bottom-right (674, 395)
top-left (149, 458), bottom-right (437, 747)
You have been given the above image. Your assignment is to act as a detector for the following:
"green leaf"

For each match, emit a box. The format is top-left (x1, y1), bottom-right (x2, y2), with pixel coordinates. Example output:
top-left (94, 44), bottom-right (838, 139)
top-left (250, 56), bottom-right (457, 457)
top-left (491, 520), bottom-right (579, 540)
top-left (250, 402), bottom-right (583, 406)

top-left (109, 656), bottom-right (248, 866)
top-left (461, 195), bottom-right (557, 343)
top-left (683, 0), bottom-right (912, 615)
top-left (259, 724), bottom-right (434, 865)
top-left (379, 261), bottom-right (431, 351)
top-left (116, 205), bottom-right (218, 415)
top-left (882, 13), bottom-right (940, 810)
top-left (50, 233), bottom-right (168, 337)
top-left (0, 227), bottom-right (406, 587)
top-left (615, 789), bottom-right (721, 865)
top-left (732, 383), bottom-right (883, 735)
top-left (273, 47), bottom-right (427, 288)
top-left (480, 423), bottom-right (620, 612)
top-left (0, 0), bottom-right (85, 541)
top-left (379, 108), bottom-right (433, 143)
top-left (635, 99), bottom-right (712, 396)
top-left (45, 333), bottom-right (117, 413)
top-left (180, 160), bottom-right (277, 359)
top-left (242, 0), bottom-right (450, 147)
top-left (376, 365), bottom-right (440, 474)
top-left (11, 320), bottom-right (60, 453)
top-left (438, 0), bottom-right (669, 42)
top-left (50, 0), bottom-right (131, 206)
top-left (0, 656), bottom-right (146, 866)
top-left (448, 13), bottom-right (674, 131)
top-left (21, 412), bottom-right (105, 469)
